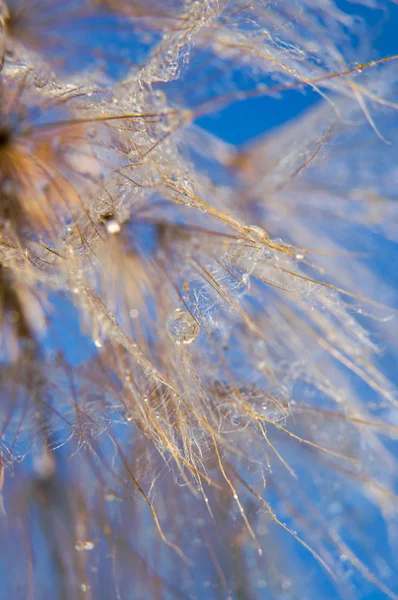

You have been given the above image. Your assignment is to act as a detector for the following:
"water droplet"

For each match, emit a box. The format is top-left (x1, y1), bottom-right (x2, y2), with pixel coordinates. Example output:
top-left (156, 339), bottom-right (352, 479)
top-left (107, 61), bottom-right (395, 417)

top-left (258, 548), bottom-right (263, 557)
top-left (125, 412), bottom-right (133, 422)
top-left (166, 308), bottom-right (199, 345)
top-left (241, 273), bottom-right (250, 287)
top-left (106, 219), bottom-right (121, 235)
top-left (83, 541), bottom-right (95, 550)
top-left (244, 225), bottom-right (269, 242)
top-left (231, 414), bottom-right (241, 426)
top-left (87, 126), bottom-right (97, 139)
top-left (153, 89), bottom-right (167, 105)
top-left (94, 339), bottom-right (103, 348)
top-left (80, 583), bottom-right (90, 592)
top-left (75, 540), bottom-right (94, 552)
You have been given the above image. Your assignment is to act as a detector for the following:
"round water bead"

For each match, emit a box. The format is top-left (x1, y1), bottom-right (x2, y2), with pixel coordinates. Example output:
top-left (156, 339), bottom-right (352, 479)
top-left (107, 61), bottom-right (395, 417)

top-left (106, 218), bottom-right (121, 235)
top-left (244, 225), bottom-right (269, 242)
top-left (166, 308), bottom-right (199, 345)
top-left (75, 540), bottom-right (95, 552)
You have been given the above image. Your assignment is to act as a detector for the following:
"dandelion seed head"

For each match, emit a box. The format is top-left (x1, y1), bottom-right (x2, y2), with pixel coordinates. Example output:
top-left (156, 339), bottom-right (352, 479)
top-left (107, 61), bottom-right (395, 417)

top-left (0, 1), bottom-right (397, 598)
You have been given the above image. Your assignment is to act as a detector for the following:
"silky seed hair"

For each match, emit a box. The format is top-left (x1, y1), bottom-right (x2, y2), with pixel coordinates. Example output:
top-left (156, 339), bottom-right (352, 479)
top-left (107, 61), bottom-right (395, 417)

top-left (0, 1), bottom-right (397, 599)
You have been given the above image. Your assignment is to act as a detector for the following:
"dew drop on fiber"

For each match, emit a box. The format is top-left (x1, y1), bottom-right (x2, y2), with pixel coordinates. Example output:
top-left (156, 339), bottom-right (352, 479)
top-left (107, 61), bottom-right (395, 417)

top-left (75, 540), bottom-right (95, 552)
top-left (106, 218), bottom-right (121, 235)
top-left (244, 225), bottom-right (269, 242)
top-left (166, 308), bottom-right (199, 345)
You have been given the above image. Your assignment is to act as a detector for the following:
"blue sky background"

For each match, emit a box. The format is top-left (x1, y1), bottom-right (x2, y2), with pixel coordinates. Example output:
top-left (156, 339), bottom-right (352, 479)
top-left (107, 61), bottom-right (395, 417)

top-left (198, 2), bottom-right (398, 145)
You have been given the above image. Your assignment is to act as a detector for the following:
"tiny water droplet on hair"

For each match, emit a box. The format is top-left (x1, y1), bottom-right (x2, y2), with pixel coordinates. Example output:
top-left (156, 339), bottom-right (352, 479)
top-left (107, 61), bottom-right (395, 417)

top-left (75, 540), bottom-right (94, 552)
top-left (106, 219), bottom-right (121, 235)
top-left (244, 225), bottom-right (269, 242)
top-left (231, 414), bottom-right (241, 426)
top-left (166, 308), bottom-right (199, 345)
